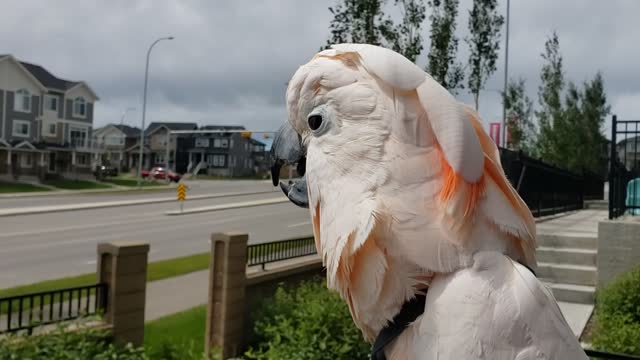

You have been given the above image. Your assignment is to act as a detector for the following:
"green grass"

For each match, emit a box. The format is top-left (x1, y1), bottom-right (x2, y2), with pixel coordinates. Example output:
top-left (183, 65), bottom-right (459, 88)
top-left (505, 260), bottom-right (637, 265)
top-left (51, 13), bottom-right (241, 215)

top-left (43, 179), bottom-right (112, 190)
top-left (0, 181), bottom-right (51, 193)
top-left (103, 178), bottom-right (166, 187)
top-left (144, 305), bottom-right (207, 357)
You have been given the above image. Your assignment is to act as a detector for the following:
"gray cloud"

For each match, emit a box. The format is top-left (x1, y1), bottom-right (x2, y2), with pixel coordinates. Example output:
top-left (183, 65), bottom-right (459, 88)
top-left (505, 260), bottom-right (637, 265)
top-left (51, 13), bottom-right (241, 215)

top-left (1, 0), bottom-right (639, 139)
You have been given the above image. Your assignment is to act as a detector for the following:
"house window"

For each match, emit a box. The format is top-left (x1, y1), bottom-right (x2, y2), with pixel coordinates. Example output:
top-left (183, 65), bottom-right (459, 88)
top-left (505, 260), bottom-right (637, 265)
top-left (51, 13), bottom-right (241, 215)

top-left (156, 154), bottom-right (165, 164)
top-left (70, 127), bottom-right (88, 147)
top-left (73, 97), bottom-right (87, 117)
top-left (106, 136), bottom-right (123, 146)
top-left (20, 153), bottom-right (33, 168)
top-left (12, 120), bottom-right (30, 137)
top-left (230, 139), bottom-right (234, 148)
top-left (76, 153), bottom-right (89, 166)
top-left (220, 139), bottom-right (229, 148)
top-left (244, 143), bottom-right (249, 151)
top-left (14, 89), bottom-right (31, 112)
top-left (213, 138), bottom-right (221, 148)
top-left (45, 96), bottom-right (58, 112)
top-left (195, 138), bottom-right (210, 147)
top-left (206, 154), bottom-right (226, 167)
top-left (47, 123), bottom-right (57, 136)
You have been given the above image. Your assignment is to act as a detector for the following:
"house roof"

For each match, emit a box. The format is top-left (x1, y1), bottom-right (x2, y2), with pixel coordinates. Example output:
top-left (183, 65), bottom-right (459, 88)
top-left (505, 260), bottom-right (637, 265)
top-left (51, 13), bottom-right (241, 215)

top-left (617, 136), bottom-right (640, 147)
top-left (114, 124), bottom-right (141, 137)
top-left (146, 122), bottom-right (198, 135)
top-left (19, 61), bottom-right (78, 92)
top-left (200, 125), bottom-right (246, 131)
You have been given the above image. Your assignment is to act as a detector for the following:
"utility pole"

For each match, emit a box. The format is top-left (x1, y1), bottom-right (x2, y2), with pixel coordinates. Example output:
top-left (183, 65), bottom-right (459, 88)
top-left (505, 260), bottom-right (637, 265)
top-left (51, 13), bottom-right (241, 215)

top-left (501, 0), bottom-right (510, 148)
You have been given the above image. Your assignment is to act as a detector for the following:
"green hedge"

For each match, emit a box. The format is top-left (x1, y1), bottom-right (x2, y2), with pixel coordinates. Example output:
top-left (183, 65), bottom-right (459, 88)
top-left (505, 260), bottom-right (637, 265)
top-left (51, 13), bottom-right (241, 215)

top-left (591, 265), bottom-right (640, 355)
top-left (244, 276), bottom-right (369, 360)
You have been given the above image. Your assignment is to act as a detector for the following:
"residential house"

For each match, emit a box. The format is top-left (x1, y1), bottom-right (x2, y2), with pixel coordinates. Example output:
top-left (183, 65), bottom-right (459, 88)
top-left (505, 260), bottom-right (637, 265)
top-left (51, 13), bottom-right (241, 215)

top-left (92, 124), bottom-right (140, 172)
top-left (0, 54), bottom-right (98, 180)
top-left (249, 137), bottom-right (270, 176)
top-left (186, 125), bottom-right (262, 177)
top-left (616, 136), bottom-right (640, 172)
top-left (145, 122), bottom-right (197, 171)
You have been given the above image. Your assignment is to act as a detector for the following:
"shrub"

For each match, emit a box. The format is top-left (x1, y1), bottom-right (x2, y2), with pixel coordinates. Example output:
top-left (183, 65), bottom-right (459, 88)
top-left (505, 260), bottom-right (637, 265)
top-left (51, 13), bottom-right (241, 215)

top-left (591, 265), bottom-right (640, 355)
top-left (244, 277), bottom-right (370, 360)
top-left (0, 326), bottom-right (149, 360)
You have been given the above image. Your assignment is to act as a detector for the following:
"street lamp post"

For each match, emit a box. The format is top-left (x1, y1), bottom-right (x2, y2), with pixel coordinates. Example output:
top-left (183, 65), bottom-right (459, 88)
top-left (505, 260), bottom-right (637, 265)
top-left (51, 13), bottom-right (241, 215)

top-left (120, 107), bottom-right (136, 125)
top-left (137, 36), bottom-right (174, 187)
top-left (501, 0), bottom-right (510, 148)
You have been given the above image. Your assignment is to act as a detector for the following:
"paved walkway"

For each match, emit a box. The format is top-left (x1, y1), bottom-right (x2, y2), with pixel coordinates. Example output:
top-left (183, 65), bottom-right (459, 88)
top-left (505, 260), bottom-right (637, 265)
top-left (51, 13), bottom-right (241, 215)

top-left (144, 209), bottom-right (609, 339)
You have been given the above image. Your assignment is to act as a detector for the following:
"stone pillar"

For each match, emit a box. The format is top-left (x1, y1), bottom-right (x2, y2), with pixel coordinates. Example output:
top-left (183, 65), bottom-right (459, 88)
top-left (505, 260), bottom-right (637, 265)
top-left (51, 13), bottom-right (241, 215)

top-left (205, 232), bottom-right (248, 359)
top-left (97, 241), bottom-right (149, 346)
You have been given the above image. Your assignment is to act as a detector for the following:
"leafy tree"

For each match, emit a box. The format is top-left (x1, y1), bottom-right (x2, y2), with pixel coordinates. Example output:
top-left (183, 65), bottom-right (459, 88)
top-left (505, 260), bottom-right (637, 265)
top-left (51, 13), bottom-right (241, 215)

top-left (323, 0), bottom-right (426, 63)
top-left (426, 0), bottom-right (464, 93)
top-left (580, 72), bottom-right (610, 175)
top-left (503, 78), bottom-right (534, 153)
top-left (465, 0), bottom-right (504, 110)
top-left (535, 32), bottom-right (564, 164)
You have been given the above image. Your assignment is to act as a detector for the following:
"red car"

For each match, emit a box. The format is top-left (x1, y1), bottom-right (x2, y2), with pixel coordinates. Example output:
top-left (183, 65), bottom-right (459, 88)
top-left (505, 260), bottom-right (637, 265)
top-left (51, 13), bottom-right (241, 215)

top-left (141, 167), bottom-right (181, 182)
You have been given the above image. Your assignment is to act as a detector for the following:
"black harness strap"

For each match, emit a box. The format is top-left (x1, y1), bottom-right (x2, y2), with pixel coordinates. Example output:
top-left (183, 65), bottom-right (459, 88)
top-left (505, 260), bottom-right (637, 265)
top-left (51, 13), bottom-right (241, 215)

top-left (370, 263), bottom-right (537, 360)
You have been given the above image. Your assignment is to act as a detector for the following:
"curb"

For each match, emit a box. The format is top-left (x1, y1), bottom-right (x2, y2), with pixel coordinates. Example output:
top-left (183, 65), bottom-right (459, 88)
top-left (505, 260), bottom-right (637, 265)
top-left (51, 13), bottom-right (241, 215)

top-left (165, 197), bottom-right (288, 215)
top-left (0, 190), bottom-right (279, 217)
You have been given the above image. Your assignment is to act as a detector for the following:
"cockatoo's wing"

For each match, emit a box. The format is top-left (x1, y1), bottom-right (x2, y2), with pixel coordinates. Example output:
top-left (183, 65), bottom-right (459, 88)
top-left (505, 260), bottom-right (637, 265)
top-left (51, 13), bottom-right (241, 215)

top-left (325, 44), bottom-right (536, 270)
top-left (399, 251), bottom-right (588, 360)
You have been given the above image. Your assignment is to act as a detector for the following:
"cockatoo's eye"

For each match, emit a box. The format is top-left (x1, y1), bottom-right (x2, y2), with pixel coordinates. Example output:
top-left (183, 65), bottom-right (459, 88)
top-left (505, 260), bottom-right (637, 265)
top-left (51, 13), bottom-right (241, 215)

top-left (308, 115), bottom-right (323, 131)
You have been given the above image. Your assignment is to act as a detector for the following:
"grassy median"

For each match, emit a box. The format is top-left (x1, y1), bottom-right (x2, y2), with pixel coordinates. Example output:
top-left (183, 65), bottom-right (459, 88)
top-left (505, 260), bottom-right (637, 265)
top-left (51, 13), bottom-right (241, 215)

top-left (0, 181), bottom-right (51, 193)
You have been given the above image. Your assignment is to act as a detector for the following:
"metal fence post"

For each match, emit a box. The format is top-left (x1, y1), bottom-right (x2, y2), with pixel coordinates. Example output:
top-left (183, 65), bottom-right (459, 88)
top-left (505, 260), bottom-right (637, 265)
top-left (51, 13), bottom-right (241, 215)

top-left (609, 115), bottom-right (617, 219)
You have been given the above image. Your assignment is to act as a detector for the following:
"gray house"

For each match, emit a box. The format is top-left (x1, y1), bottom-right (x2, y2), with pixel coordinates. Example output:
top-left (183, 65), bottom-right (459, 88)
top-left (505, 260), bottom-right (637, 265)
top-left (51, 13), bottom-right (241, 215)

top-left (187, 125), bottom-right (262, 177)
top-left (0, 54), bottom-right (99, 180)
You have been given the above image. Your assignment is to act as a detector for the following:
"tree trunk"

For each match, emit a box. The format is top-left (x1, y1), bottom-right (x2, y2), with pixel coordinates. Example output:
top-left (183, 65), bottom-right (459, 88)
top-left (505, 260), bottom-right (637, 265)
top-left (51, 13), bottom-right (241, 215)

top-left (474, 92), bottom-right (480, 111)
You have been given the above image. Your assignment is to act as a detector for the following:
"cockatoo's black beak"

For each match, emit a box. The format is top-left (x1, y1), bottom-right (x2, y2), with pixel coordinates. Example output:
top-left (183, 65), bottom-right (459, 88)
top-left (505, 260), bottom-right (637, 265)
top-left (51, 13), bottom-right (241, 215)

top-left (270, 122), bottom-right (309, 208)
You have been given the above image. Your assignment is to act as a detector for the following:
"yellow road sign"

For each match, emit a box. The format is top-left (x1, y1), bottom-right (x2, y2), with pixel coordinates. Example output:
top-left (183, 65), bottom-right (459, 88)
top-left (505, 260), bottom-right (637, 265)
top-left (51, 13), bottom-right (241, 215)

top-left (240, 131), bottom-right (252, 138)
top-left (177, 183), bottom-right (187, 201)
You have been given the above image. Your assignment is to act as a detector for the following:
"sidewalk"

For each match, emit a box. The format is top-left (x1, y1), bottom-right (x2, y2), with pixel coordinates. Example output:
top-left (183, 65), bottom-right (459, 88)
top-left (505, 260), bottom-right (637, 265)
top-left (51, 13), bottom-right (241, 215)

top-left (145, 254), bottom-right (321, 321)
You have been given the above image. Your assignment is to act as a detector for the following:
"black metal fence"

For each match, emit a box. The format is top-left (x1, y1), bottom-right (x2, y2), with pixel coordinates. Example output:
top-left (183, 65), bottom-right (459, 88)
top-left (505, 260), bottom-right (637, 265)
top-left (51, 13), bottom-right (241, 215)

top-left (609, 115), bottom-right (640, 219)
top-left (499, 148), bottom-right (592, 217)
top-left (247, 237), bottom-right (317, 270)
top-left (0, 283), bottom-right (108, 334)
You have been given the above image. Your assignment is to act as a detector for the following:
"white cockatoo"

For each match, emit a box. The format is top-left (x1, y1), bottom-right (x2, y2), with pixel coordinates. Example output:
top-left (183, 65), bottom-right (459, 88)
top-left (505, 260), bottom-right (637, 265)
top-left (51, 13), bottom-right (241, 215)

top-left (270, 44), bottom-right (588, 360)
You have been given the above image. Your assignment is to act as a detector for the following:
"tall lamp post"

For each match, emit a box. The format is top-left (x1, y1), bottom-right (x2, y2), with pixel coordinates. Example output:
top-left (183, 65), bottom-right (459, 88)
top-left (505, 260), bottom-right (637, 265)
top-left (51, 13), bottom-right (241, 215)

top-left (137, 36), bottom-right (174, 187)
top-left (501, 0), bottom-right (510, 148)
top-left (119, 107), bottom-right (136, 125)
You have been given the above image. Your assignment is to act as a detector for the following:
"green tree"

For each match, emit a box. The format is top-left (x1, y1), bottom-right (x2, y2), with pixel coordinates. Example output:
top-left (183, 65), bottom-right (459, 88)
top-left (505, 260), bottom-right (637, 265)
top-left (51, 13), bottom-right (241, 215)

top-left (535, 32), bottom-right (564, 164)
top-left (323, 0), bottom-right (426, 63)
top-left (426, 0), bottom-right (464, 93)
top-left (503, 78), bottom-right (534, 153)
top-left (465, 0), bottom-right (504, 110)
top-left (576, 72), bottom-right (610, 174)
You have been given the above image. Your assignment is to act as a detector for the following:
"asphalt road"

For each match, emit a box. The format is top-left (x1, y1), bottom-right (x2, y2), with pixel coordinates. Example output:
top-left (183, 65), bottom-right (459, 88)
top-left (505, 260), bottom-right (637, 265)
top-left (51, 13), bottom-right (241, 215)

top-left (0, 180), bottom-right (279, 210)
top-left (0, 182), bottom-right (312, 289)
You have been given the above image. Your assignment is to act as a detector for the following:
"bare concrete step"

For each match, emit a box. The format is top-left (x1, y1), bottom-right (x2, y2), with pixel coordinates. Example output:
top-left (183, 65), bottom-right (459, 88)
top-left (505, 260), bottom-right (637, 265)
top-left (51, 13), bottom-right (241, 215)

top-left (585, 200), bottom-right (608, 210)
top-left (537, 234), bottom-right (597, 250)
top-left (542, 281), bottom-right (595, 304)
top-left (538, 262), bottom-right (597, 286)
top-left (537, 247), bottom-right (597, 267)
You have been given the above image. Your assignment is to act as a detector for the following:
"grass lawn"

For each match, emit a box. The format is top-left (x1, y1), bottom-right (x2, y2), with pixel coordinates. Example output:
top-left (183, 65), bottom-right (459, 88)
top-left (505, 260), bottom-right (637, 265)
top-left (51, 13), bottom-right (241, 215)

top-left (144, 305), bottom-right (207, 357)
top-left (0, 181), bottom-right (51, 193)
top-left (103, 178), bottom-right (166, 187)
top-left (43, 179), bottom-right (112, 190)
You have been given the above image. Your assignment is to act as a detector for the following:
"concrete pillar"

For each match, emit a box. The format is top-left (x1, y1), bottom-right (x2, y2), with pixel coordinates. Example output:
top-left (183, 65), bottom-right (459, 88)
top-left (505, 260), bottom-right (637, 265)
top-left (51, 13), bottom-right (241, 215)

top-left (205, 232), bottom-right (248, 359)
top-left (598, 220), bottom-right (640, 288)
top-left (97, 241), bottom-right (149, 346)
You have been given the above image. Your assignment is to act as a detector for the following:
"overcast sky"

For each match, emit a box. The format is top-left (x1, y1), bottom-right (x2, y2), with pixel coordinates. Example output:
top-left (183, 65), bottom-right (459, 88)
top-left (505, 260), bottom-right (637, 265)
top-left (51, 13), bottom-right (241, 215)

top-left (2, 0), bottom-right (639, 146)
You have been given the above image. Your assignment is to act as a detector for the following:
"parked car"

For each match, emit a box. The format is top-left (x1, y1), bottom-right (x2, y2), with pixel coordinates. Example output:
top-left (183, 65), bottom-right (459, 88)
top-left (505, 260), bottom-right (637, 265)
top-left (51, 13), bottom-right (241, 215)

top-left (94, 164), bottom-right (118, 180)
top-left (141, 167), bottom-right (181, 182)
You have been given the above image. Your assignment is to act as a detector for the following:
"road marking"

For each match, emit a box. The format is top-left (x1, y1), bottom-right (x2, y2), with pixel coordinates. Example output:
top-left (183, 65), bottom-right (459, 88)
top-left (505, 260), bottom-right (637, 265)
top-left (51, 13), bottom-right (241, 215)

top-left (288, 221), bottom-right (311, 228)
